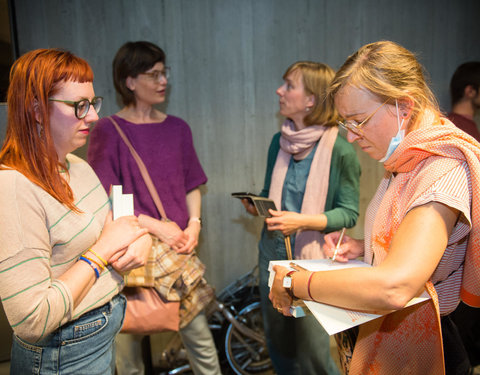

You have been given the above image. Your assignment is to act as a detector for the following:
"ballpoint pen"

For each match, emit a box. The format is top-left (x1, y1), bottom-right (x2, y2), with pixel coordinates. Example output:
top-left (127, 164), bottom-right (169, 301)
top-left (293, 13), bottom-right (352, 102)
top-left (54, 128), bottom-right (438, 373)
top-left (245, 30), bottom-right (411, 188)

top-left (331, 227), bottom-right (346, 263)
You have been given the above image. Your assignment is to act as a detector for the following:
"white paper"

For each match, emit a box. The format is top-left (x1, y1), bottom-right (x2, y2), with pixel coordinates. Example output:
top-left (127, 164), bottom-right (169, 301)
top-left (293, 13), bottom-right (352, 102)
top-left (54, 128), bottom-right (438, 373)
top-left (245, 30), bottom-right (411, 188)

top-left (268, 259), bottom-right (431, 335)
top-left (110, 185), bottom-right (134, 220)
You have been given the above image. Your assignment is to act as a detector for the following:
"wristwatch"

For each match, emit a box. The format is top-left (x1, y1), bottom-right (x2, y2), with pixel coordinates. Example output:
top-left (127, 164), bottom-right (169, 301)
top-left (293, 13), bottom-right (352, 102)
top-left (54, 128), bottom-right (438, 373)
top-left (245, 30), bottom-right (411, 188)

top-left (283, 270), bottom-right (296, 296)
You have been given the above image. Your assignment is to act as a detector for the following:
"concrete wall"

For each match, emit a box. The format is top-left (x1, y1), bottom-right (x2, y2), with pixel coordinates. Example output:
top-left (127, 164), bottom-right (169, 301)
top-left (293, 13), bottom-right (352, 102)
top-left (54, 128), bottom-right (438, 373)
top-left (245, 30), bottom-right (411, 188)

top-left (0, 104), bottom-right (11, 363)
top-left (7, 0), bottom-right (480, 290)
top-left (0, 104), bottom-right (6, 141)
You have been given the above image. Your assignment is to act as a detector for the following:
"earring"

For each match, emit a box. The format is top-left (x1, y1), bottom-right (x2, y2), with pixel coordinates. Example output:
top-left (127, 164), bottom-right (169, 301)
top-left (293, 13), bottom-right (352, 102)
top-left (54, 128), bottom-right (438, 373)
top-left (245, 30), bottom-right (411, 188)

top-left (305, 107), bottom-right (310, 112)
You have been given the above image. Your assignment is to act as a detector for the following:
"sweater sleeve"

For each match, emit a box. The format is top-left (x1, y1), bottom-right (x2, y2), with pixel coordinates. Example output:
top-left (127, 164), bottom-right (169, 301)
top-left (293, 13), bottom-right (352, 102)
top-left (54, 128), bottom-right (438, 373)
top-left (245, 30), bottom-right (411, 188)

top-left (180, 120), bottom-right (208, 192)
top-left (323, 136), bottom-right (361, 232)
top-left (259, 132), bottom-right (281, 197)
top-left (0, 172), bottom-right (74, 342)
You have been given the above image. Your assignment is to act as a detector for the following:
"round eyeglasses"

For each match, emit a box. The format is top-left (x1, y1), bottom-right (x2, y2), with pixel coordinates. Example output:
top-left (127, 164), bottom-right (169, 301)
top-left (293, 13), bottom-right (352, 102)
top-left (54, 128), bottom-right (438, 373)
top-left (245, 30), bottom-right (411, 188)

top-left (337, 100), bottom-right (389, 135)
top-left (140, 67), bottom-right (171, 82)
top-left (49, 96), bottom-right (103, 119)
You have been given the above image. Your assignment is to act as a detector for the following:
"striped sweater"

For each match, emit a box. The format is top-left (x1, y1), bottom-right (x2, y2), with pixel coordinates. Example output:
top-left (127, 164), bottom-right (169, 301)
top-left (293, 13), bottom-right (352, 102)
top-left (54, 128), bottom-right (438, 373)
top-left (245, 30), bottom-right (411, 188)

top-left (0, 154), bottom-right (123, 342)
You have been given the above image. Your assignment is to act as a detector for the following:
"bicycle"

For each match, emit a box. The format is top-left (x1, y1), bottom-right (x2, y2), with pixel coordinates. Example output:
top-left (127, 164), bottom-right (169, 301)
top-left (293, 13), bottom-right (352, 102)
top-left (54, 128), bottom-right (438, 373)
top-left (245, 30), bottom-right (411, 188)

top-left (154, 266), bottom-right (274, 375)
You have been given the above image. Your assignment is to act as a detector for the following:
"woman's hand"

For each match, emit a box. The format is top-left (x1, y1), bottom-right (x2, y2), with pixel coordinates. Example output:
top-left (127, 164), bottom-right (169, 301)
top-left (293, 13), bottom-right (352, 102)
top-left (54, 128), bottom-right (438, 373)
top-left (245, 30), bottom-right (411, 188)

top-left (176, 220), bottom-right (201, 254)
top-left (241, 199), bottom-right (258, 216)
top-left (323, 231), bottom-right (364, 262)
top-left (265, 210), bottom-right (303, 235)
top-left (92, 211), bottom-right (149, 263)
top-left (110, 233), bottom-right (152, 272)
top-left (269, 265), bottom-right (294, 316)
top-left (138, 214), bottom-right (189, 251)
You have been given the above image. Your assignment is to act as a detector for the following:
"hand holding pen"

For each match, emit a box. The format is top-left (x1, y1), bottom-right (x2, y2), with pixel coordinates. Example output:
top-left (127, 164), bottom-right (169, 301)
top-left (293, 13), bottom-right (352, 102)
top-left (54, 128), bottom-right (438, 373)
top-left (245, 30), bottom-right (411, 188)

top-left (331, 228), bottom-right (346, 263)
top-left (324, 228), bottom-right (365, 262)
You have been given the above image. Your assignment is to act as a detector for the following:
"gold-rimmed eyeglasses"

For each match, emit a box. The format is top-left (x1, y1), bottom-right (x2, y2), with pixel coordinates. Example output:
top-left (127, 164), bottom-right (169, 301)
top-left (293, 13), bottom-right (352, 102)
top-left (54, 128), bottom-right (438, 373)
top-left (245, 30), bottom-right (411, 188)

top-left (49, 96), bottom-right (103, 119)
top-left (337, 99), bottom-right (389, 135)
top-left (140, 67), bottom-right (171, 82)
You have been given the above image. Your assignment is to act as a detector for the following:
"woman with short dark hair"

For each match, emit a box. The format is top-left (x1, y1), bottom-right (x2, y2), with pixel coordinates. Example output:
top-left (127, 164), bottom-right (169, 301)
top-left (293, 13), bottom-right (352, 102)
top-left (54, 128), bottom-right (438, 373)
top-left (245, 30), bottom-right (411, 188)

top-left (88, 41), bottom-right (221, 375)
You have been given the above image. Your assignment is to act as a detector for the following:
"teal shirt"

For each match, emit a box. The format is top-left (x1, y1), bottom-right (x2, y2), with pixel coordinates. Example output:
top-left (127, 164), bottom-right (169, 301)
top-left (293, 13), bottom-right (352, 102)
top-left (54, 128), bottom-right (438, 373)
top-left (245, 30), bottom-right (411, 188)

top-left (259, 131), bottom-right (360, 232)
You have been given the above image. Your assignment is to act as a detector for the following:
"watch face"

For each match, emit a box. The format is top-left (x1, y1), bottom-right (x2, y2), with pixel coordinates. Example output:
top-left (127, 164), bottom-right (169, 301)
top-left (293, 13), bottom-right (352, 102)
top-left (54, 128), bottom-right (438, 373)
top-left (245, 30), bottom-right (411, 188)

top-left (283, 276), bottom-right (292, 288)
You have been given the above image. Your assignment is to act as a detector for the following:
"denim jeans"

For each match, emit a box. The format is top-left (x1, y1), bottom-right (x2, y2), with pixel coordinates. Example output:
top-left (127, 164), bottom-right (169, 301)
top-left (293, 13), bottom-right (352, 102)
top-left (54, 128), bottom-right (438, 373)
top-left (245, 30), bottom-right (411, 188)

top-left (10, 293), bottom-right (126, 375)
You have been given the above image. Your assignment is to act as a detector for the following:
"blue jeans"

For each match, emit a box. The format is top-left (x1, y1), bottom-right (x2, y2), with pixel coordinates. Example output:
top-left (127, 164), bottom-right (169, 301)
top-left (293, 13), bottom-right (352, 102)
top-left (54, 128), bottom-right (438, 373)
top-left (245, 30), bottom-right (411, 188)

top-left (11, 294), bottom-right (126, 375)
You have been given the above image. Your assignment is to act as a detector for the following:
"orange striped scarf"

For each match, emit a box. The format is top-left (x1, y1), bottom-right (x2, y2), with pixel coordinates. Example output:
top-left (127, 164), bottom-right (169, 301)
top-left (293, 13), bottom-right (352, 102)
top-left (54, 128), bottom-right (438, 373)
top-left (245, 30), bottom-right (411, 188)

top-left (348, 118), bottom-right (480, 375)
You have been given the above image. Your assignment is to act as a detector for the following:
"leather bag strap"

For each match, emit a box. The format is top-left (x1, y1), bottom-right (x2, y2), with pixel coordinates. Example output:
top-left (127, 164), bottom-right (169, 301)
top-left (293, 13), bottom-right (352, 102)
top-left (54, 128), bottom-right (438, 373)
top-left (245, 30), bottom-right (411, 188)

top-left (108, 116), bottom-right (168, 220)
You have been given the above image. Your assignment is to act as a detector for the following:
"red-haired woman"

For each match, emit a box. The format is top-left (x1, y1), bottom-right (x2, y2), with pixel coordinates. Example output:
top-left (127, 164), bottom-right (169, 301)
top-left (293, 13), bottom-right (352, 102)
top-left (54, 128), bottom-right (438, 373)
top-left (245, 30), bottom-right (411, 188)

top-left (0, 48), bottom-right (151, 375)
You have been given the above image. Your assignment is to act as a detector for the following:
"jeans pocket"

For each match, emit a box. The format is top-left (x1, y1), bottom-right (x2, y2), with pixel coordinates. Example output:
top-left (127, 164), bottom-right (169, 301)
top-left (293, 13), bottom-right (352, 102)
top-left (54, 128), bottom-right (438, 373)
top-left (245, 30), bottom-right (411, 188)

top-left (72, 314), bottom-right (108, 340)
top-left (64, 309), bottom-right (111, 345)
top-left (11, 335), bottom-right (42, 375)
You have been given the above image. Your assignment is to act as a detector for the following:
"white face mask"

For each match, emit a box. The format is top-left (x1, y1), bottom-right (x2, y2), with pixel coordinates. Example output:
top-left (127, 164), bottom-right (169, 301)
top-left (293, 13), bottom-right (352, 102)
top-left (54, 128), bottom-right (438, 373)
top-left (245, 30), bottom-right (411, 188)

top-left (379, 100), bottom-right (405, 163)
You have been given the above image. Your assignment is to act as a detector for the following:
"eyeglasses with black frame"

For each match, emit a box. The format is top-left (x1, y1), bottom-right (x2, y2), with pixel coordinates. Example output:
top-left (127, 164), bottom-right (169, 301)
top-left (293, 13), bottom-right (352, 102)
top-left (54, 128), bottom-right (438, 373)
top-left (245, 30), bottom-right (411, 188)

top-left (337, 99), bottom-right (389, 135)
top-left (49, 96), bottom-right (103, 119)
top-left (140, 67), bottom-right (171, 82)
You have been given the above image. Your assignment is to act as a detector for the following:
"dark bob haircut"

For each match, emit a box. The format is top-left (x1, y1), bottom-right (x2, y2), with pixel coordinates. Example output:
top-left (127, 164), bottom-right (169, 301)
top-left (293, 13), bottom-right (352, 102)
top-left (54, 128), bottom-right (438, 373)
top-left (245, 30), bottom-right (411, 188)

top-left (113, 41), bottom-right (166, 106)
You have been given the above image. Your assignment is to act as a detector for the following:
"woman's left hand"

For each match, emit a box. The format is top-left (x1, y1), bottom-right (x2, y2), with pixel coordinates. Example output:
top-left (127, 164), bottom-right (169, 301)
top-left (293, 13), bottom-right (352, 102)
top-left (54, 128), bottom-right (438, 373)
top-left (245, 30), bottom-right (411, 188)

top-left (265, 210), bottom-right (302, 235)
top-left (176, 221), bottom-right (201, 254)
top-left (110, 233), bottom-right (152, 272)
top-left (269, 265), bottom-right (293, 316)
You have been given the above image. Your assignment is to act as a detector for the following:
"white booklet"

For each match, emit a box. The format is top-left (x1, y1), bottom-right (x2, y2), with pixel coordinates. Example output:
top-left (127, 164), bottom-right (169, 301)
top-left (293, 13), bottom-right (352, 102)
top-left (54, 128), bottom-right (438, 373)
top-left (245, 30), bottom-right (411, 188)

top-left (110, 185), bottom-right (134, 220)
top-left (268, 259), bottom-right (431, 335)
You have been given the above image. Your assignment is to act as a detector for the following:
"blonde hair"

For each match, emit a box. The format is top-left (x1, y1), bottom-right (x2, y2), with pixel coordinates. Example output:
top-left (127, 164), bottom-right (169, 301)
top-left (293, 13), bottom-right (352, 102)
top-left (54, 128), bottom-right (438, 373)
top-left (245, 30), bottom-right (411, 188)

top-left (328, 41), bottom-right (440, 131)
top-left (283, 61), bottom-right (338, 127)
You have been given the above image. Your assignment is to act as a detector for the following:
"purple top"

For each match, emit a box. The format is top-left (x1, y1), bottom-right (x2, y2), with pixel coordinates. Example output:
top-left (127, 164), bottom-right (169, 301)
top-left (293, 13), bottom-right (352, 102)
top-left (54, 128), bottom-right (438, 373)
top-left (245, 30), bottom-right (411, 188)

top-left (88, 115), bottom-right (207, 229)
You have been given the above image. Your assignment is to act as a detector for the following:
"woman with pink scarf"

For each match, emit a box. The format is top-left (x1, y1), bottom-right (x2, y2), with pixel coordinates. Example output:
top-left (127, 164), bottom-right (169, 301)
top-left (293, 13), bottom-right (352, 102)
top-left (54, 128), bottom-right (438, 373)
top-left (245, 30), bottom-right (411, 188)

top-left (243, 61), bottom-right (361, 374)
top-left (270, 41), bottom-right (480, 375)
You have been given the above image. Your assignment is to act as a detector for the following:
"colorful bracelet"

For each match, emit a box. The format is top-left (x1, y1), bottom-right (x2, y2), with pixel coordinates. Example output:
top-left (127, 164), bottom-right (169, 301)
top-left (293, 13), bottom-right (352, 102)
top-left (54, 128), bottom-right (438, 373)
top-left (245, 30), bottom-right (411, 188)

top-left (307, 272), bottom-right (316, 301)
top-left (79, 256), bottom-right (100, 279)
top-left (86, 248), bottom-right (108, 266)
top-left (83, 255), bottom-right (105, 271)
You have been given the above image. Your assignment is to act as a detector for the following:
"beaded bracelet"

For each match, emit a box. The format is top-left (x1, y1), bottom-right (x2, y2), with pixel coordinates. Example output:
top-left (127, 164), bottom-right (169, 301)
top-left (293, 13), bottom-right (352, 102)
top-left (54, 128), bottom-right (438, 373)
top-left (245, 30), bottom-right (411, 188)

top-left (86, 248), bottom-right (108, 267)
top-left (79, 256), bottom-right (100, 279)
top-left (307, 272), bottom-right (316, 301)
top-left (83, 255), bottom-right (105, 271)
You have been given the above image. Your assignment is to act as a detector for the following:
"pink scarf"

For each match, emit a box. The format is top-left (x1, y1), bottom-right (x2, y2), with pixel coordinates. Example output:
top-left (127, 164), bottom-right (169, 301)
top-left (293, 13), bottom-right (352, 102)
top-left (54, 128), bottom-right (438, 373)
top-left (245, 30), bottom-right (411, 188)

top-left (269, 119), bottom-right (338, 259)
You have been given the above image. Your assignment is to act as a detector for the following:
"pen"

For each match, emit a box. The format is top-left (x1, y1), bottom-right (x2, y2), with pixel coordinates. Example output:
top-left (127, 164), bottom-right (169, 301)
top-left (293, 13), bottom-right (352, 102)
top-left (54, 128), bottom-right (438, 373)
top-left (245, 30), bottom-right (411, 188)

top-left (285, 235), bottom-right (293, 261)
top-left (331, 227), bottom-right (346, 263)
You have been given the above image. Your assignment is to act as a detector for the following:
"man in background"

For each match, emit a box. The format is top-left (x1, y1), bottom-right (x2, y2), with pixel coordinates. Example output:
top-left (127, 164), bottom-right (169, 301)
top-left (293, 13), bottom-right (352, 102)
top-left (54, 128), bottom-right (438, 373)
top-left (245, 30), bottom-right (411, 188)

top-left (448, 61), bottom-right (480, 142)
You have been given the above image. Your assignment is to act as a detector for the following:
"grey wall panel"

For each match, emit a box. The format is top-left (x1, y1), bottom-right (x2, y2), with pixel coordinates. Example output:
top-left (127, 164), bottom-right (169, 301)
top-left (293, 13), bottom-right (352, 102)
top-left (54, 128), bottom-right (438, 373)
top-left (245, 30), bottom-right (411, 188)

top-left (9, 0), bottom-right (480, 289)
top-left (0, 104), bottom-right (6, 143)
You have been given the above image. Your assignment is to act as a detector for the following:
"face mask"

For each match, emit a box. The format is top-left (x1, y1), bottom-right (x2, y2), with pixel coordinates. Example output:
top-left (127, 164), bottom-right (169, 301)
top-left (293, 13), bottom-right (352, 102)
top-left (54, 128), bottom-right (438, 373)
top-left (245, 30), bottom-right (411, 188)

top-left (379, 100), bottom-right (405, 163)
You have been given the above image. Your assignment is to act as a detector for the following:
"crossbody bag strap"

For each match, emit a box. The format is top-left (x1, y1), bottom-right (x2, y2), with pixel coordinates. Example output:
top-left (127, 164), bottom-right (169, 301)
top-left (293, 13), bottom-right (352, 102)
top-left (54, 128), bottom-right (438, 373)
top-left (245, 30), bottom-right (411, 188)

top-left (108, 116), bottom-right (168, 220)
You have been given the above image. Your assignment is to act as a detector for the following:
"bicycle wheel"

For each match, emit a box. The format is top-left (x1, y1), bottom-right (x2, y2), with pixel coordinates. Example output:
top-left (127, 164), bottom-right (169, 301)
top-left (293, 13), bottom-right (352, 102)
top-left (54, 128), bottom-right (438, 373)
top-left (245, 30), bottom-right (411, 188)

top-left (224, 301), bottom-right (273, 374)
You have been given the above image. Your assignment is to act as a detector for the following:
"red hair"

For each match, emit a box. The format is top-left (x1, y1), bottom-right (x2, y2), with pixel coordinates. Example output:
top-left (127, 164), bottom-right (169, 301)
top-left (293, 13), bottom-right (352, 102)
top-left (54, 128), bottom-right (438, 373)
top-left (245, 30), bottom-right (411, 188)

top-left (0, 49), bottom-right (94, 212)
